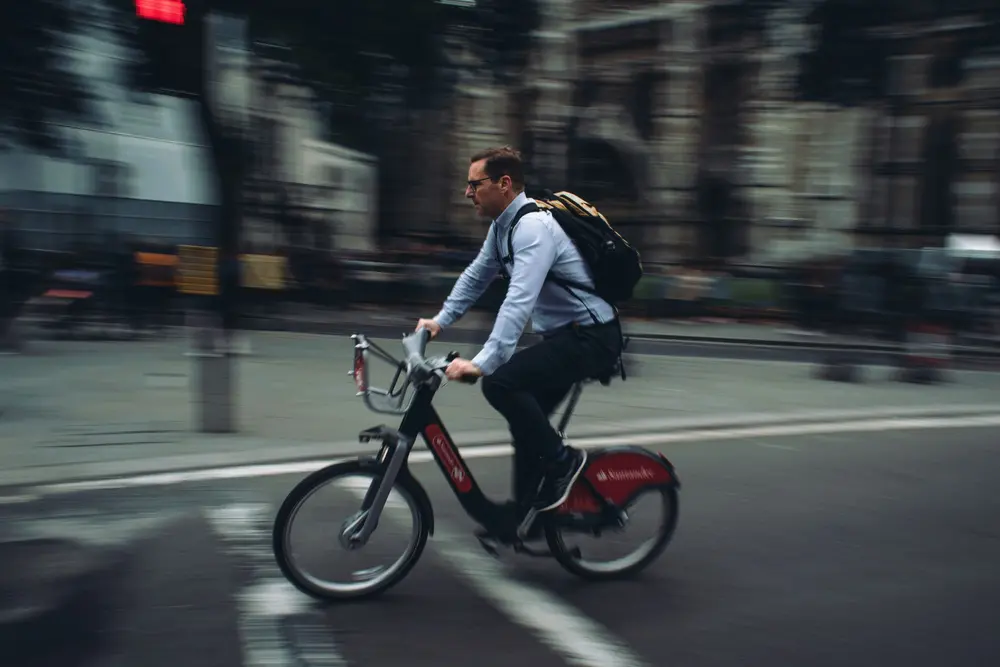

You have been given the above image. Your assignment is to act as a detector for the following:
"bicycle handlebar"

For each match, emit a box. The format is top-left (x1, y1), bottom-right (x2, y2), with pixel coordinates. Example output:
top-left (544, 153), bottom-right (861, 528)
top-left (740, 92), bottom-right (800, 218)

top-left (352, 329), bottom-right (478, 416)
top-left (402, 327), bottom-right (433, 379)
top-left (402, 327), bottom-right (478, 384)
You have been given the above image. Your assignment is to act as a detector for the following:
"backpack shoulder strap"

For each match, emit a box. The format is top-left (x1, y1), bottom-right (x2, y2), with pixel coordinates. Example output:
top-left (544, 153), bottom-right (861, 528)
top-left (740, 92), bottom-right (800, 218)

top-left (497, 201), bottom-right (540, 267)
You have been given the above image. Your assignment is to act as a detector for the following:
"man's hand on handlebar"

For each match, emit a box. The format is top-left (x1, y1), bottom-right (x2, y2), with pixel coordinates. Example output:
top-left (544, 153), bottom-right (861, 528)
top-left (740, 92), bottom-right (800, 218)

top-left (415, 319), bottom-right (441, 339)
top-left (445, 358), bottom-right (482, 384)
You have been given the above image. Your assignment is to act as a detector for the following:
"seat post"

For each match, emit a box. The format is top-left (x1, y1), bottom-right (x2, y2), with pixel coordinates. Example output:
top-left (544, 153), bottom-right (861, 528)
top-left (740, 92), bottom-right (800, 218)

top-left (556, 382), bottom-right (585, 438)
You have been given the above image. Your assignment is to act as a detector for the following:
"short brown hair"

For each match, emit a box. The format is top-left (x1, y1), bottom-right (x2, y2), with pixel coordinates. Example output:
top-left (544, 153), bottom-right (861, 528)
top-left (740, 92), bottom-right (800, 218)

top-left (470, 146), bottom-right (525, 190)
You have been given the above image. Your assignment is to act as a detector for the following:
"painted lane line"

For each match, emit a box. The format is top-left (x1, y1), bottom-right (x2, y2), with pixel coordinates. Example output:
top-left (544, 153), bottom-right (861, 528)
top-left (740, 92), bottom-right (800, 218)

top-left (5, 403), bottom-right (997, 492)
top-left (573, 414), bottom-right (1000, 448)
top-left (205, 504), bottom-right (349, 667)
top-left (339, 483), bottom-right (650, 667)
top-left (20, 413), bottom-right (1000, 500)
top-left (206, 504), bottom-right (298, 667)
top-left (7, 511), bottom-right (185, 548)
top-left (432, 527), bottom-right (651, 667)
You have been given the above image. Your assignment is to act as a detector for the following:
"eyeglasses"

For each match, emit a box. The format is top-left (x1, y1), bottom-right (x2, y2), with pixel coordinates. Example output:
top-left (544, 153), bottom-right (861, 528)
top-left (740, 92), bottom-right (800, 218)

top-left (466, 176), bottom-right (502, 192)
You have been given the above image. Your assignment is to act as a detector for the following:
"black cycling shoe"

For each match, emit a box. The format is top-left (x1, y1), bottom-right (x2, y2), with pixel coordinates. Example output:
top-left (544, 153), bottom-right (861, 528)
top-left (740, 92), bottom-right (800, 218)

top-left (534, 447), bottom-right (587, 512)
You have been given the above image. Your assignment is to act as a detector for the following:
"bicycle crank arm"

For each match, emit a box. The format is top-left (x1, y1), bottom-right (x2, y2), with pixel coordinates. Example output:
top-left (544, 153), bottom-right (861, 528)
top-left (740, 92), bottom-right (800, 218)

top-left (516, 507), bottom-right (540, 542)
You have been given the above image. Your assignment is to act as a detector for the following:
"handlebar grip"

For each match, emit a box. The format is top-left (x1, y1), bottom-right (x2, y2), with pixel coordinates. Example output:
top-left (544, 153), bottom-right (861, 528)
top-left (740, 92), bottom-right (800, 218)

top-left (403, 328), bottom-right (433, 375)
top-left (457, 374), bottom-right (480, 385)
top-left (413, 327), bottom-right (432, 348)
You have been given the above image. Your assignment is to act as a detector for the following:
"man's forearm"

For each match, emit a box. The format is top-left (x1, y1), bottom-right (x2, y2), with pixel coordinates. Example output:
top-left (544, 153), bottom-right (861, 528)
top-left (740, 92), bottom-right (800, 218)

top-left (433, 263), bottom-right (494, 327)
top-left (433, 237), bottom-right (499, 327)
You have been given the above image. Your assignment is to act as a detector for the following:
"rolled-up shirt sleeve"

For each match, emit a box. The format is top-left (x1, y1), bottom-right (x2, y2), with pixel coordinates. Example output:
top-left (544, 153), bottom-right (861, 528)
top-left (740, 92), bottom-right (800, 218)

top-left (471, 214), bottom-right (556, 374)
top-left (433, 225), bottom-right (501, 328)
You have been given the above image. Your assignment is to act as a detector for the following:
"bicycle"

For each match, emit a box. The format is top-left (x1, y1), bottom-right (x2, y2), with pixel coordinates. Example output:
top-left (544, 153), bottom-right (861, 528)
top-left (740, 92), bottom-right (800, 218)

top-left (272, 328), bottom-right (681, 601)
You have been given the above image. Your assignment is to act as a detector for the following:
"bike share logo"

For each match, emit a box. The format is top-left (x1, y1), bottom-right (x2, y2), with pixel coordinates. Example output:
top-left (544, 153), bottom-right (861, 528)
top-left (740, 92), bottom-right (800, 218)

top-left (595, 467), bottom-right (657, 483)
top-left (425, 425), bottom-right (472, 493)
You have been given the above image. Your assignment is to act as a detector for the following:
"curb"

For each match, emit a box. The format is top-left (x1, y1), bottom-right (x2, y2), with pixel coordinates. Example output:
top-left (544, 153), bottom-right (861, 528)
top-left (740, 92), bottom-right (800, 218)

top-left (20, 314), bottom-right (1000, 359)
top-left (5, 403), bottom-right (998, 496)
top-left (240, 316), bottom-right (1000, 359)
top-left (0, 538), bottom-right (126, 665)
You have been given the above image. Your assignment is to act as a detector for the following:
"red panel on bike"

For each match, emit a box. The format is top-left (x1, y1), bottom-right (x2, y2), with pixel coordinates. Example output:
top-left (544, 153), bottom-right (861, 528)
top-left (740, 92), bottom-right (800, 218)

top-left (557, 485), bottom-right (602, 514)
top-left (557, 451), bottom-right (673, 513)
top-left (424, 424), bottom-right (472, 493)
top-left (353, 351), bottom-right (366, 392)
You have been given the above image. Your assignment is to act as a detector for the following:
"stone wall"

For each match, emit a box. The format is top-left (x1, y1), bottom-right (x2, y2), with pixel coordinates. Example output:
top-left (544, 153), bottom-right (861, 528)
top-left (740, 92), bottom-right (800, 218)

top-left (441, 1), bottom-right (1000, 263)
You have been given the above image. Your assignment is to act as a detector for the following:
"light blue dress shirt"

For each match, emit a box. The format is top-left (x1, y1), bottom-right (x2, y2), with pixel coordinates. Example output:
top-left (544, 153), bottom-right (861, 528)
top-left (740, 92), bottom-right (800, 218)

top-left (433, 192), bottom-right (616, 375)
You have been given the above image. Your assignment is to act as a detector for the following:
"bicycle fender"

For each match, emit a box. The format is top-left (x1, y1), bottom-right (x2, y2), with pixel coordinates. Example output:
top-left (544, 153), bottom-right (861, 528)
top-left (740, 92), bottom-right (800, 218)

top-left (557, 446), bottom-right (679, 515)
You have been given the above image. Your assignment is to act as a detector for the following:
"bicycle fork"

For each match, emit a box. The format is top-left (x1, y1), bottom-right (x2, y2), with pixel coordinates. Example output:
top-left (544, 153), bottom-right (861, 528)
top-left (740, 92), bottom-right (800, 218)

top-left (340, 430), bottom-right (416, 549)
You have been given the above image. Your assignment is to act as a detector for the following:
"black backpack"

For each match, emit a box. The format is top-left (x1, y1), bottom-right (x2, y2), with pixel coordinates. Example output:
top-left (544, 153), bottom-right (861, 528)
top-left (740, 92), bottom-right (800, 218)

top-left (495, 190), bottom-right (643, 307)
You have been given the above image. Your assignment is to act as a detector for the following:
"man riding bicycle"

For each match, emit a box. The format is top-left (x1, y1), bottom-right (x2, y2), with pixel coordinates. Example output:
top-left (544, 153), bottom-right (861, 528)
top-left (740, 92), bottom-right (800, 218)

top-left (416, 146), bottom-right (623, 527)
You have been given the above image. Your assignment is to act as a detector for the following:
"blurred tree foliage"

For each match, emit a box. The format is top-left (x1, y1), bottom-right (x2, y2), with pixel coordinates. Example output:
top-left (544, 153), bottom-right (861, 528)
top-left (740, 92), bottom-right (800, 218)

top-left (0, 0), bottom-right (538, 154)
top-left (102, 0), bottom-right (539, 150)
top-left (0, 0), bottom-right (95, 155)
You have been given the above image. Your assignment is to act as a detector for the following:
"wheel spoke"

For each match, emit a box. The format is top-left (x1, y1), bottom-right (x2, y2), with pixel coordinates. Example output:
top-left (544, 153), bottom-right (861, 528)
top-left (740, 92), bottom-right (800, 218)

top-left (547, 487), bottom-right (678, 580)
top-left (272, 461), bottom-right (430, 601)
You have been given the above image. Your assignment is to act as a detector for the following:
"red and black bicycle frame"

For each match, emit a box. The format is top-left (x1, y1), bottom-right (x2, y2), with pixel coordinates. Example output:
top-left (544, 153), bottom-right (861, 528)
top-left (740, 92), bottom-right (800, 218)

top-left (349, 333), bottom-right (681, 546)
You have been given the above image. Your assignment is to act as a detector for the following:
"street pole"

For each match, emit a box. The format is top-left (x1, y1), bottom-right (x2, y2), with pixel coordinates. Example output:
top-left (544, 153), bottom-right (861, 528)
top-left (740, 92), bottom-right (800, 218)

top-left (191, 1), bottom-right (242, 432)
top-left (133, 0), bottom-right (240, 432)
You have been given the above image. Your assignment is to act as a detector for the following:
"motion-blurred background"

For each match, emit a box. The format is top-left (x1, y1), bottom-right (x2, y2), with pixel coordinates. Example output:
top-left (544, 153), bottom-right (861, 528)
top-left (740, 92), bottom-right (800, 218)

top-left (1, 0), bottom-right (998, 350)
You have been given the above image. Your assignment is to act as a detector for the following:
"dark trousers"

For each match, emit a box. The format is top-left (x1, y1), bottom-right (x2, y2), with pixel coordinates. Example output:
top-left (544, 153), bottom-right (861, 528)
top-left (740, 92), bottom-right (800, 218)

top-left (481, 319), bottom-right (622, 504)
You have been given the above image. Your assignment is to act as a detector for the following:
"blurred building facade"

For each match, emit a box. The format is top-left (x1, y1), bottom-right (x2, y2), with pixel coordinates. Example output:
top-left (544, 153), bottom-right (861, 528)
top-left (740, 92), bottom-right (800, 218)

top-left (0, 16), bottom-right (217, 251)
top-left (2, 1), bottom-right (996, 269)
top-left (216, 34), bottom-right (379, 255)
top-left (439, 0), bottom-right (1000, 266)
top-left (0, 11), bottom-right (380, 257)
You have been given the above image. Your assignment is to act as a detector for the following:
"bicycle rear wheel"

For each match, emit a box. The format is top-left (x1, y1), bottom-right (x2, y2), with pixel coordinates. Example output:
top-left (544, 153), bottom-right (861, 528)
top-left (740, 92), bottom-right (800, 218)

top-left (546, 486), bottom-right (678, 580)
top-left (273, 459), bottom-right (430, 601)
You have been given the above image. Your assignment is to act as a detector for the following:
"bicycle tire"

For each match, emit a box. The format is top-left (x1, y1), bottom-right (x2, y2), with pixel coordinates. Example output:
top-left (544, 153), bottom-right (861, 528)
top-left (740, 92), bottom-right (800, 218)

top-left (273, 459), bottom-right (430, 601)
top-left (546, 486), bottom-right (679, 580)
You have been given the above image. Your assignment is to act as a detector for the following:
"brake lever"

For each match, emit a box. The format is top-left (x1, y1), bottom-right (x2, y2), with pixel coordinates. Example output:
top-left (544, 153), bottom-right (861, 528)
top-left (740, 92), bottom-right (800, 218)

top-left (437, 352), bottom-right (480, 385)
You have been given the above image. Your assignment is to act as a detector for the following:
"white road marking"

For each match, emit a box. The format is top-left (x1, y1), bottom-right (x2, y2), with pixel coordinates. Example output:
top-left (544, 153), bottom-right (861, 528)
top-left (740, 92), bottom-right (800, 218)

top-left (0, 494), bottom-right (40, 505)
top-left (338, 487), bottom-right (650, 667)
top-left (10, 511), bottom-right (185, 548)
top-left (753, 441), bottom-right (798, 451)
top-left (21, 412), bottom-right (1000, 499)
top-left (205, 504), bottom-right (349, 667)
top-left (4, 403), bottom-right (995, 492)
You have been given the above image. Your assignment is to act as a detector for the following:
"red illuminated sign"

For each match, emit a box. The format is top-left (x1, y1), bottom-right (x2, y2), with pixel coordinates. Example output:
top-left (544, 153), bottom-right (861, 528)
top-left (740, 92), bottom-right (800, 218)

top-left (135, 0), bottom-right (185, 25)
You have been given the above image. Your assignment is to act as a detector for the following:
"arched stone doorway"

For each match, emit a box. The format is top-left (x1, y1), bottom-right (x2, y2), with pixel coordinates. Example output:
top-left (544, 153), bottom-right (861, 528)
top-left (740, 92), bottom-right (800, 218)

top-left (568, 138), bottom-right (641, 202)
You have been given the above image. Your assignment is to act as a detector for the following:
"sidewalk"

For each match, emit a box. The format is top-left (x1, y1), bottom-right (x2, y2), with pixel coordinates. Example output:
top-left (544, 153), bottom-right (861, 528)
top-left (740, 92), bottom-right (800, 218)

top-left (242, 304), bottom-right (1000, 354)
top-left (2, 331), bottom-right (999, 488)
top-left (17, 302), bottom-right (1000, 354)
top-left (249, 304), bottom-right (859, 344)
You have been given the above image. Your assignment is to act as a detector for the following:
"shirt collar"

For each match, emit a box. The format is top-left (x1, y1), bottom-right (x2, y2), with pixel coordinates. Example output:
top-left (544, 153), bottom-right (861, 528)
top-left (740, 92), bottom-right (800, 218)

top-left (493, 191), bottom-right (531, 232)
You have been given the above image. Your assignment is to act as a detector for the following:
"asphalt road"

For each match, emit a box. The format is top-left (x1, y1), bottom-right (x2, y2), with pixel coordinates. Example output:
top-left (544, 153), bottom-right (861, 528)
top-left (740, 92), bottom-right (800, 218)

top-left (2, 424), bottom-right (999, 667)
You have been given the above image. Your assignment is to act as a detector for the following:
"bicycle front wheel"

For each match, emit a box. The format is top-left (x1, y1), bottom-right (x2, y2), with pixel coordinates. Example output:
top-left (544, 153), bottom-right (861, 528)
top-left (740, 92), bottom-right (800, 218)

top-left (273, 459), bottom-right (430, 601)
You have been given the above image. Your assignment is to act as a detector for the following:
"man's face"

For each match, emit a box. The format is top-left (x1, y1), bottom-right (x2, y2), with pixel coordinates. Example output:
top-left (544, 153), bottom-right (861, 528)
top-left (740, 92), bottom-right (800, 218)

top-left (466, 159), bottom-right (507, 220)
